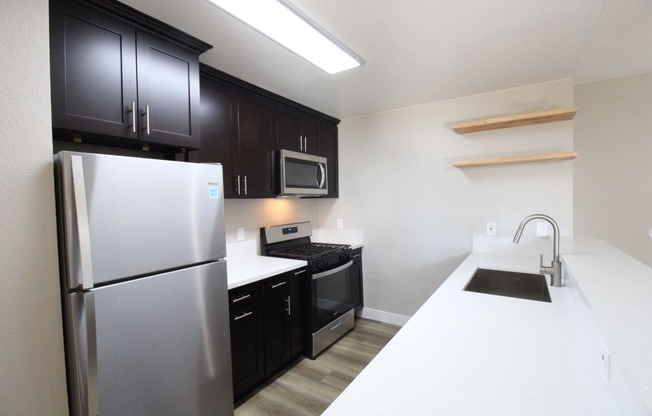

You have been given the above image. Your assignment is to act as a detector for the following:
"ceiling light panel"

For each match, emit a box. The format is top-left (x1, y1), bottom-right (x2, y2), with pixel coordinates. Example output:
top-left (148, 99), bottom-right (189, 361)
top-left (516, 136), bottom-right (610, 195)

top-left (205, 0), bottom-right (363, 74)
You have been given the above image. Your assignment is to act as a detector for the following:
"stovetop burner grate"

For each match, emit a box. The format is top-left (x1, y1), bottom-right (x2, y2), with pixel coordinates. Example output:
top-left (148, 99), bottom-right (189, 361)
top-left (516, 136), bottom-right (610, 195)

top-left (267, 242), bottom-right (350, 261)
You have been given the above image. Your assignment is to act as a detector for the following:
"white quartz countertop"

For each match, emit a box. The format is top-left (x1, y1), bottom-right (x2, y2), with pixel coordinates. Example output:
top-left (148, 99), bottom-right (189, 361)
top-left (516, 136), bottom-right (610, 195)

top-left (226, 240), bottom-right (306, 290)
top-left (227, 256), bottom-right (306, 290)
top-left (323, 238), bottom-right (652, 415)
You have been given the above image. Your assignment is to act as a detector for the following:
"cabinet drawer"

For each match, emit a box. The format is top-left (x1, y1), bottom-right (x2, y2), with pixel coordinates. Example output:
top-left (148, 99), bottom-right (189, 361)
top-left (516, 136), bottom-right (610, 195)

top-left (263, 274), bottom-right (290, 299)
top-left (228, 281), bottom-right (262, 310)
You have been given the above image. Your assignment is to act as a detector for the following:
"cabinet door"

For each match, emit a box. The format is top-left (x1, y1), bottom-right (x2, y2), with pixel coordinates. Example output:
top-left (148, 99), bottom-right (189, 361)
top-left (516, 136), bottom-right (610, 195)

top-left (236, 92), bottom-right (277, 198)
top-left (319, 121), bottom-right (339, 198)
top-left (276, 106), bottom-right (319, 154)
top-left (289, 268), bottom-right (308, 357)
top-left (351, 249), bottom-right (364, 313)
top-left (190, 81), bottom-right (238, 197)
top-left (300, 114), bottom-right (320, 155)
top-left (136, 32), bottom-right (201, 149)
top-left (50, 0), bottom-right (138, 139)
top-left (230, 303), bottom-right (264, 400)
top-left (263, 293), bottom-right (292, 376)
top-left (276, 104), bottom-right (302, 152)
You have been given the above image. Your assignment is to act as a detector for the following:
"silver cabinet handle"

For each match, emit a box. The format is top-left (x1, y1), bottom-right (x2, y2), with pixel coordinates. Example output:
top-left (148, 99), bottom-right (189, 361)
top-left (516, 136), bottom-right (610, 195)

top-left (286, 296), bottom-right (291, 316)
top-left (294, 269), bottom-right (307, 276)
top-left (128, 101), bottom-right (136, 133)
top-left (271, 281), bottom-right (287, 289)
top-left (243, 175), bottom-right (247, 195)
top-left (232, 294), bottom-right (251, 303)
top-left (352, 254), bottom-right (361, 258)
top-left (234, 311), bottom-right (253, 321)
top-left (299, 136), bottom-right (303, 152)
top-left (143, 105), bottom-right (150, 135)
top-left (304, 137), bottom-right (308, 152)
top-left (330, 319), bottom-right (343, 331)
top-left (236, 175), bottom-right (241, 195)
top-left (71, 155), bottom-right (94, 290)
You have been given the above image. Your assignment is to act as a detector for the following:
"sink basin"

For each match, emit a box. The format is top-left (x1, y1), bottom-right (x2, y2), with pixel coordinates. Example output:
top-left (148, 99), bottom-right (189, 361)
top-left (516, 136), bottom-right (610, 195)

top-left (464, 268), bottom-right (551, 303)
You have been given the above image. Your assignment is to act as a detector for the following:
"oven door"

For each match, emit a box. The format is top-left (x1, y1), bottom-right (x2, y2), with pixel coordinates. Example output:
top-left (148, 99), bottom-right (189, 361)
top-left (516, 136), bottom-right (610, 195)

top-left (311, 260), bottom-right (354, 331)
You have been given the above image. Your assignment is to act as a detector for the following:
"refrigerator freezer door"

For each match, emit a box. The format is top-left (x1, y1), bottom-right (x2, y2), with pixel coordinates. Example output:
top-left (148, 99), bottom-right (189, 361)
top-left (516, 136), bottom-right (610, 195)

top-left (64, 261), bottom-right (233, 416)
top-left (55, 151), bottom-right (226, 289)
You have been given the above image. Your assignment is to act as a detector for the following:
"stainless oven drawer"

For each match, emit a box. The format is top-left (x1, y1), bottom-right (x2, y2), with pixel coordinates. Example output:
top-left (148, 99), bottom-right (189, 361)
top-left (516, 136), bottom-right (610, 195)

top-left (311, 308), bottom-right (355, 358)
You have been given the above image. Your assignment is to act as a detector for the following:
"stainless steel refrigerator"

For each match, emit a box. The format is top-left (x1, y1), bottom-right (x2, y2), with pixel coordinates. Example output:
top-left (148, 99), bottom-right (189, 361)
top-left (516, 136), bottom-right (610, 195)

top-left (54, 151), bottom-right (234, 416)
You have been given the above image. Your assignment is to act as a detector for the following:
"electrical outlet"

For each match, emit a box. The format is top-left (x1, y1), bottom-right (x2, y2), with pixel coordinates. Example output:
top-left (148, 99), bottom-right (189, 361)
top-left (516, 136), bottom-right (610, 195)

top-left (486, 222), bottom-right (496, 236)
top-left (336, 219), bottom-right (344, 229)
top-left (236, 227), bottom-right (245, 241)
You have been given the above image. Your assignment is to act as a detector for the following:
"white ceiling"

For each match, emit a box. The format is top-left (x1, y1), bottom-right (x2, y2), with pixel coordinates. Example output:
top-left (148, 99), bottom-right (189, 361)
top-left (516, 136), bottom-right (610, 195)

top-left (121, 0), bottom-right (652, 119)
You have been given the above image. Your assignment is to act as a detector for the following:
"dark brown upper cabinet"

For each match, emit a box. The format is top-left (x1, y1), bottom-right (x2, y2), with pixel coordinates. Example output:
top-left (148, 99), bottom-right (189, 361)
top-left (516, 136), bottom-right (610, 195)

top-left (192, 74), bottom-right (276, 198)
top-left (276, 104), bottom-right (320, 154)
top-left (49, 0), bottom-right (211, 150)
top-left (193, 64), bottom-right (339, 199)
top-left (318, 121), bottom-right (339, 198)
top-left (235, 92), bottom-right (277, 198)
top-left (191, 80), bottom-right (239, 197)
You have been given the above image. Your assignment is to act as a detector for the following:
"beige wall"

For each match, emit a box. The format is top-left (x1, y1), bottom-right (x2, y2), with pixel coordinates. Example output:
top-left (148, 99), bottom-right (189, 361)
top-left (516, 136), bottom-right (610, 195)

top-left (574, 73), bottom-right (652, 267)
top-left (0, 0), bottom-right (69, 415)
top-left (224, 199), bottom-right (318, 248)
top-left (319, 79), bottom-right (575, 317)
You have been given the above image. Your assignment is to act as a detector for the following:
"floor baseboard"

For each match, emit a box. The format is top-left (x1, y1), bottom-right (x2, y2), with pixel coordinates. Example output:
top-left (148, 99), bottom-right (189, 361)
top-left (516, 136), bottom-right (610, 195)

top-left (358, 307), bottom-right (410, 326)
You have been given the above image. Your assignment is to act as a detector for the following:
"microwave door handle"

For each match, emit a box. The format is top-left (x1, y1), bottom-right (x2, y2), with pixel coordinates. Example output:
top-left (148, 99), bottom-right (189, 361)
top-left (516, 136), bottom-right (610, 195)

top-left (318, 163), bottom-right (326, 189)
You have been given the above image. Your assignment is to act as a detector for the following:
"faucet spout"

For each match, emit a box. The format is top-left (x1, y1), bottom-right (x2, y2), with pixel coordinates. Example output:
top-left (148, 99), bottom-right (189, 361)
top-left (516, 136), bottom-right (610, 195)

top-left (513, 214), bottom-right (562, 287)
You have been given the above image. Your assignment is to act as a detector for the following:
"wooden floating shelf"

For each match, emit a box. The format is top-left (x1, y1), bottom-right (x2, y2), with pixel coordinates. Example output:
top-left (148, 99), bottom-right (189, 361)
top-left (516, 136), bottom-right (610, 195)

top-left (452, 107), bottom-right (577, 134)
top-left (453, 151), bottom-right (578, 168)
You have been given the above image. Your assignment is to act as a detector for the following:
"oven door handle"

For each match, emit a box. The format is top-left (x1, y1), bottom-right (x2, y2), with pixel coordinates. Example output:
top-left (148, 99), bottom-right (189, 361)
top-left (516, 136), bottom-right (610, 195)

top-left (312, 260), bottom-right (353, 280)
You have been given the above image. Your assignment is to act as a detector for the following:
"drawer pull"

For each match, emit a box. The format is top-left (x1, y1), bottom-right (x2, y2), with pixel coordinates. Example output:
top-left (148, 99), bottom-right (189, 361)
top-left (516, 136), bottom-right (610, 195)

top-left (234, 311), bottom-right (252, 321)
top-left (294, 269), bottom-right (307, 276)
top-left (330, 320), bottom-right (343, 331)
top-left (232, 294), bottom-right (251, 303)
top-left (352, 254), bottom-right (361, 258)
top-left (271, 281), bottom-right (287, 289)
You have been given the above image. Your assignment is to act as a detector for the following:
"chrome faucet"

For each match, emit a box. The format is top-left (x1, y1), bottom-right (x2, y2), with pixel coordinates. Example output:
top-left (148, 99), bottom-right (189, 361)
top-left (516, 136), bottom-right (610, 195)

top-left (513, 214), bottom-right (562, 287)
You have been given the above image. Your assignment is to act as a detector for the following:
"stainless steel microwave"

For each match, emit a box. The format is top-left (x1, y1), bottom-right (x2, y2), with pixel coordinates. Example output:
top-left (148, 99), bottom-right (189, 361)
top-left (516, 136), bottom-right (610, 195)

top-left (279, 149), bottom-right (328, 196)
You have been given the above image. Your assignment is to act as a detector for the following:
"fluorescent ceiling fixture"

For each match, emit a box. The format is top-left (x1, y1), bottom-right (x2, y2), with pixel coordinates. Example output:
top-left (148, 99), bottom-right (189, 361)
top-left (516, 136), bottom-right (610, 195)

top-left (205, 0), bottom-right (363, 74)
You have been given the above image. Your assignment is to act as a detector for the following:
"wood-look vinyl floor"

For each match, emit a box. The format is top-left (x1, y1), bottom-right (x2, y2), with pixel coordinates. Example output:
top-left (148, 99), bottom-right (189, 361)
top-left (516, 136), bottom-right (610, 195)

top-left (234, 318), bottom-right (401, 416)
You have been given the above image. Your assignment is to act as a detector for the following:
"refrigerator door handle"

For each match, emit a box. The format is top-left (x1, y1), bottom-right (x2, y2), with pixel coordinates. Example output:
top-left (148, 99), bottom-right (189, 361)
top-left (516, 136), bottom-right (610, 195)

top-left (71, 155), bottom-right (94, 290)
top-left (84, 292), bottom-right (100, 416)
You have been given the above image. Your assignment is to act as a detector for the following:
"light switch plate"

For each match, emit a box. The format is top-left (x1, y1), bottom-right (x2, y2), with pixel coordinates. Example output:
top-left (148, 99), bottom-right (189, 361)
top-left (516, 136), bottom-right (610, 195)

top-left (237, 227), bottom-right (245, 241)
top-left (336, 219), bottom-right (344, 229)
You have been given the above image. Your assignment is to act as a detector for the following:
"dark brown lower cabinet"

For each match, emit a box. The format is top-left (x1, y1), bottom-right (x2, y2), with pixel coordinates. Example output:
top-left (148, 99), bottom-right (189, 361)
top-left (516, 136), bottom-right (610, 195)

top-left (228, 267), bottom-right (308, 401)
top-left (263, 292), bottom-right (291, 375)
top-left (230, 302), bottom-right (264, 400)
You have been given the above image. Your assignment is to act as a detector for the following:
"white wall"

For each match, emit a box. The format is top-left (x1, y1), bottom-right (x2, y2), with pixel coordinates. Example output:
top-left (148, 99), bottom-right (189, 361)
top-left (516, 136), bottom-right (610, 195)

top-left (224, 199), bottom-right (319, 248)
top-left (319, 79), bottom-right (575, 317)
top-left (574, 73), bottom-right (652, 267)
top-left (0, 1), bottom-right (69, 414)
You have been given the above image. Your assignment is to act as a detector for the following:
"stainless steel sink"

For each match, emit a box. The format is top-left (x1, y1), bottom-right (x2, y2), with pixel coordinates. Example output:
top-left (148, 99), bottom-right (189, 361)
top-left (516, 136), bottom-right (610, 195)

top-left (464, 268), bottom-right (551, 303)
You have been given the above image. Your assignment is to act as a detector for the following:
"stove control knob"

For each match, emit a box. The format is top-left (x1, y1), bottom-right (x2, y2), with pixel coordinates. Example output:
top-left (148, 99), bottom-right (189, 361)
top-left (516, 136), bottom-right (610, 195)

top-left (317, 260), bottom-right (328, 270)
top-left (339, 253), bottom-right (351, 263)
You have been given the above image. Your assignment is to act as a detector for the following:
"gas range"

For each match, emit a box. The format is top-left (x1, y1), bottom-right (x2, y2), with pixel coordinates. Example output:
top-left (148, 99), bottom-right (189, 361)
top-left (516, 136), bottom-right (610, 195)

top-left (260, 223), bottom-right (352, 272)
top-left (260, 222), bottom-right (356, 358)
